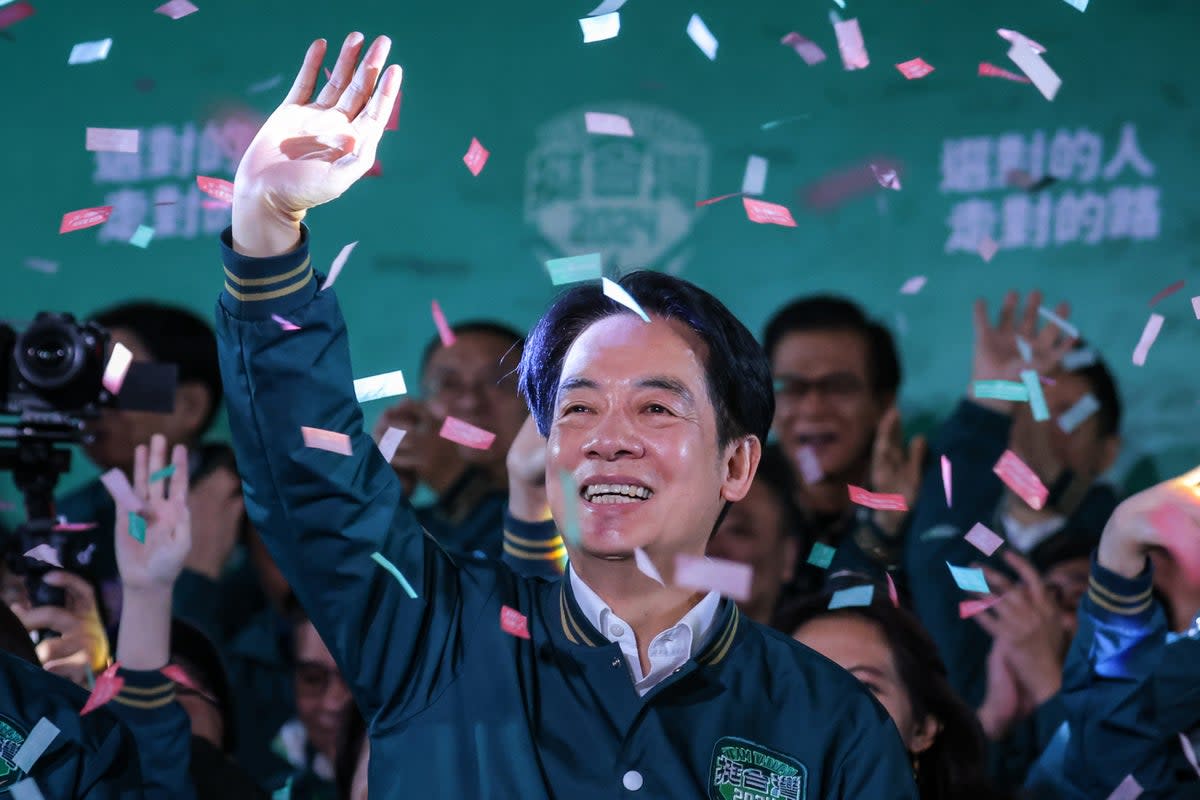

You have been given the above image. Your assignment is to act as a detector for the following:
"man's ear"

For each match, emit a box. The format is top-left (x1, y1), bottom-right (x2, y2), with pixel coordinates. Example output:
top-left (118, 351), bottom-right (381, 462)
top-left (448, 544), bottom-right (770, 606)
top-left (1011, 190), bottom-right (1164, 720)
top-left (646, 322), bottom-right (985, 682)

top-left (909, 714), bottom-right (941, 756)
top-left (172, 383), bottom-right (211, 438)
top-left (720, 436), bottom-right (761, 504)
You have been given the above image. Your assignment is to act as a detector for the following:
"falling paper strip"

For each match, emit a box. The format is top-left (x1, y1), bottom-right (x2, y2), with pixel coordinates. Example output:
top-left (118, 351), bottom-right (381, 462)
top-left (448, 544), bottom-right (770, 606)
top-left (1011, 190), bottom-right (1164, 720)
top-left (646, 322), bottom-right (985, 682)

top-left (964, 523), bottom-right (1005, 557)
top-left (271, 314), bottom-right (300, 331)
top-left (1193, 297), bottom-right (1200, 319)
top-left (807, 542), bottom-right (836, 569)
top-left (743, 197), bottom-right (797, 227)
top-left (129, 512), bottom-right (147, 543)
top-left (895, 58), bottom-right (934, 79)
top-left (1061, 348), bottom-right (1097, 370)
top-left (500, 606), bottom-right (531, 639)
top-left (741, 156), bottom-right (768, 196)
top-left (947, 562), bottom-right (991, 594)
top-left (559, 470), bottom-right (583, 547)
top-left (195, 176), bottom-right (234, 204)
top-left (686, 14), bottom-right (718, 60)
top-left (321, 241), bottom-right (358, 290)
top-left (101, 342), bottom-right (133, 395)
top-left (81, 663), bottom-right (124, 715)
top-left (972, 380), bottom-right (1029, 402)
top-left (993, 450), bottom-right (1048, 511)
top-left (796, 445), bottom-right (824, 484)
top-left (154, 0), bottom-right (199, 19)
top-left (871, 164), bottom-right (901, 190)
top-left (833, 19), bottom-right (868, 70)
top-left (1016, 336), bottom-right (1033, 363)
top-left (1062, 0), bottom-right (1089, 10)
top-left (0, 2), bottom-right (34, 31)
top-left (899, 276), bottom-right (926, 295)
top-left (301, 426), bottom-right (353, 456)
top-left (695, 191), bottom-right (744, 207)
top-left (997, 29), bottom-right (1046, 54)
top-left (440, 416), bottom-right (497, 450)
top-left (68, 38), bottom-right (113, 65)
top-left (885, 572), bottom-right (900, 607)
top-left (248, 74), bottom-right (283, 93)
top-left (848, 485), bottom-right (908, 512)
top-left (634, 548), bottom-right (665, 585)
top-left (959, 597), bottom-right (1001, 619)
top-left (101, 468), bottom-right (144, 513)
top-left (149, 465), bottom-right (175, 484)
top-left (941, 455), bottom-right (952, 507)
top-left (602, 277), bottom-right (652, 322)
top-left (584, 111), bottom-right (634, 137)
top-left (370, 551), bottom-right (418, 599)
top-left (353, 370), bottom-right (407, 403)
top-left (59, 206), bottom-right (113, 234)
top-left (1132, 313), bottom-right (1164, 366)
top-left (1104, 775), bottom-right (1143, 800)
top-left (1037, 307), bottom-right (1079, 339)
top-left (579, 12), bottom-right (620, 43)
top-left (1182, 732), bottom-right (1200, 778)
top-left (24, 258), bottom-right (58, 274)
top-left (978, 236), bottom-right (1000, 262)
top-left (673, 554), bottom-right (752, 602)
top-left (1020, 370), bottom-right (1051, 421)
top-left (760, 115), bottom-right (811, 131)
top-left (780, 32), bottom-right (825, 65)
top-left (52, 521), bottom-right (97, 532)
top-left (1058, 393), bottom-right (1100, 434)
top-left (828, 585), bottom-right (874, 609)
top-left (1149, 279), bottom-right (1184, 307)
top-left (23, 545), bottom-right (62, 568)
top-left (978, 62), bottom-right (1032, 84)
top-left (1007, 43), bottom-right (1061, 102)
top-left (587, 0), bottom-right (627, 14)
top-left (86, 128), bottom-right (139, 154)
top-left (129, 225), bottom-right (154, 248)
top-left (462, 137), bottom-right (489, 176)
top-left (10, 780), bottom-right (45, 800)
top-left (377, 427), bottom-right (407, 462)
top-left (547, 253), bottom-right (603, 285)
top-left (431, 300), bottom-right (456, 347)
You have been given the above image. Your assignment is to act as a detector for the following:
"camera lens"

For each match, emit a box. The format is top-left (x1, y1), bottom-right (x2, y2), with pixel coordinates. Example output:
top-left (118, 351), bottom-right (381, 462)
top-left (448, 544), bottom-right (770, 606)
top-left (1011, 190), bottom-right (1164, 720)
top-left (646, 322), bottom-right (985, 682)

top-left (15, 316), bottom-right (87, 390)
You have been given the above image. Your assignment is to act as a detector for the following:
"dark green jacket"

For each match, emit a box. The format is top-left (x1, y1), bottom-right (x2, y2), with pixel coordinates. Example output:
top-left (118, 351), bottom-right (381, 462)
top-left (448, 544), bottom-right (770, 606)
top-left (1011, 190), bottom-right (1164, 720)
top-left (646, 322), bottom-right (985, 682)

top-left (215, 226), bottom-right (917, 800)
top-left (414, 466), bottom-right (508, 560)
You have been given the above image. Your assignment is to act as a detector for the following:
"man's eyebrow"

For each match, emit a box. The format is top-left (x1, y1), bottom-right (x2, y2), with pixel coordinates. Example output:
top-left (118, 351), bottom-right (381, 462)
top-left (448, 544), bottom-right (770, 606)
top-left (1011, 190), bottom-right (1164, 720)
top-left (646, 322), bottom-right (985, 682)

top-left (638, 376), bottom-right (695, 404)
top-left (558, 376), bottom-right (599, 393)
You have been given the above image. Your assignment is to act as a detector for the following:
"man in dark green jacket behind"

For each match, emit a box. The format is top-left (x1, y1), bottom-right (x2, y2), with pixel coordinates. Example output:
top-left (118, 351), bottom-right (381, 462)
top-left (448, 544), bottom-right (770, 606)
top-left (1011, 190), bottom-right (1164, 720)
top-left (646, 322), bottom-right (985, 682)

top-left (215, 32), bottom-right (917, 799)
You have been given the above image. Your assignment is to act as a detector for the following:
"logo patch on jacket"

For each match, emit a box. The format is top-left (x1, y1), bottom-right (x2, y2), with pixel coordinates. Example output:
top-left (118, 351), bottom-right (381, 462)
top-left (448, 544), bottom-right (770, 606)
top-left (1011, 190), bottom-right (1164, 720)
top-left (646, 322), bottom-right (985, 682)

top-left (709, 736), bottom-right (806, 800)
top-left (0, 714), bottom-right (28, 789)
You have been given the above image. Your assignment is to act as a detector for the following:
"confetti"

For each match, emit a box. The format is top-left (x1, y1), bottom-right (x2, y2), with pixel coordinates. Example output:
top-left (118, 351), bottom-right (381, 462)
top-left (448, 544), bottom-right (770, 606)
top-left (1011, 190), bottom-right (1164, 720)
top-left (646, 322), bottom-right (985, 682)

top-left (247, 74), bottom-right (283, 94)
top-left (695, 191), bottom-right (744, 207)
top-left (10, 780), bottom-right (45, 800)
top-left (828, 584), bottom-right (874, 609)
top-left (1062, 0), bottom-right (1089, 11)
top-left (85, 128), bottom-right (139, 154)
top-left (68, 38), bottom-right (113, 65)
top-left (23, 545), bottom-right (62, 568)
top-left (300, 426), bottom-right (353, 456)
top-left (439, 416), bottom-right (497, 450)
top-left (101, 342), bottom-right (133, 396)
top-left (759, 115), bottom-right (810, 131)
top-left (941, 455), bottom-right (952, 507)
top-left (1104, 775), bottom-right (1143, 800)
top-left (807, 542), bottom-right (836, 569)
top-left (833, 18), bottom-right (868, 70)
top-left (978, 236), bottom-right (1000, 262)
top-left (81, 663), bottom-right (124, 715)
top-left (431, 300), bottom-right (456, 347)
top-left (154, 0), bottom-right (198, 19)
top-left (742, 197), bottom-right (797, 227)
top-left (1148, 279), bottom-right (1183, 307)
top-left (370, 551), bottom-right (418, 598)
top-left (634, 548), bottom-right (665, 585)
top-left (354, 370), bottom-right (407, 403)
top-left (602, 277), bottom-right (652, 322)
top-left (796, 445), bottom-right (824, 484)
top-left (129, 512), bottom-right (146, 543)
top-left (195, 176), bottom-right (234, 204)
top-left (149, 465), bottom-right (175, 484)
top-left (1192, 296), bottom-right (1200, 319)
top-left (377, 427), bottom-right (407, 462)
top-left (673, 554), bottom-right (751, 602)
top-left (1061, 348), bottom-right (1097, 370)
top-left (320, 241), bottom-right (358, 290)
top-left (1180, 732), bottom-right (1200, 778)
top-left (0, 2), bottom-right (34, 31)
top-left (1020, 369), bottom-right (1050, 421)
top-left (871, 164), bottom-right (901, 190)
top-left (848, 485), bottom-right (908, 512)
top-left (964, 523), bottom-right (1005, 556)
top-left (547, 253), bottom-right (603, 285)
top-left (101, 467), bottom-right (144, 513)
top-left (780, 32), bottom-right (825, 65)
top-left (997, 29), bottom-right (1046, 54)
top-left (1058, 392), bottom-right (1100, 434)
top-left (584, 111), bottom-right (634, 137)
top-left (559, 469), bottom-right (583, 547)
top-left (741, 156), bottom-right (768, 196)
top-left (1016, 336), bottom-right (1033, 363)
top-left (885, 573), bottom-right (900, 608)
top-left (271, 314), bottom-right (300, 331)
top-left (52, 521), bottom-right (97, 532)
top-left (895, 57), bottom-right (933, 79)
top-left (1006, 42), bottom-right (1061, 102)
top-left (1037, 307), bottom-right (1078, 339)
top-left (128, 225), bottom-right (154, 248)
top-left (1131, 313), bottom-right (1164, 366)
top-left (462, 137), bottom-right (489, 176)
top-left (686, 13), bottom-right (718, 60)
top-left (273, 778), bottom-right (293, 800)
top-left (23, 258), bottom-right (58, 274)
top-left (993, 450), bottom-right (1048, 511)
top-left (972, 380), bottom-right (1029, 402)
top-left (978, 62), bottom-right (1032, 84)
top-left (59, 206), bottom-right (113, 234)
top-left (947, 562), bottom-right (990, 594)
top-left (958, 597), bottom-right (1001, 619)
top-left (500, 605), bottom-right (531, 639)
top-left (586, 0), bottom-right (627, 13)
top-left (899, 276), bottom-right (925, 295)
top-left (579, 12), bottom-right (620, 43)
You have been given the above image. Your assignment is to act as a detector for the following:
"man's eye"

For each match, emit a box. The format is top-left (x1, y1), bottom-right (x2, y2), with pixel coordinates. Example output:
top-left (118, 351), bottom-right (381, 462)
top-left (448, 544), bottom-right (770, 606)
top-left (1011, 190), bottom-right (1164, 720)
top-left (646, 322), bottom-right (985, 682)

top-left (564, 404), bottom-right (589, 414)
top-left (646, 404), bottom-right (670, 414)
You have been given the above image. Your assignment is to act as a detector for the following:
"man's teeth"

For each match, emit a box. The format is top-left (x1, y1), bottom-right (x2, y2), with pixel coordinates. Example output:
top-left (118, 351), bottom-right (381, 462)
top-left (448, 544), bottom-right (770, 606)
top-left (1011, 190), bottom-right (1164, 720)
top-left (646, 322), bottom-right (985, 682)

top-left (583, 483), bottom-right (653, 503)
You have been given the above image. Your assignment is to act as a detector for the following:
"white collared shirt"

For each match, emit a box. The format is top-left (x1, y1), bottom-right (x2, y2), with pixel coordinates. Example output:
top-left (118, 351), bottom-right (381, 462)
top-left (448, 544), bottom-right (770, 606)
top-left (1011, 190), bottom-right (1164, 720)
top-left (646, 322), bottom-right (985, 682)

top-left (568, 565), bottom-right (721, 696)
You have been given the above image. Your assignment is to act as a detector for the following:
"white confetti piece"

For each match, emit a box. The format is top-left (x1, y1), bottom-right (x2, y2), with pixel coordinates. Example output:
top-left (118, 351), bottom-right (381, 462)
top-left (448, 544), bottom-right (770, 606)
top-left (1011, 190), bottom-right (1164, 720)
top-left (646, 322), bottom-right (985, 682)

top-left (247, 74), bottom-right (283, 94)
top-left (1058, 392), bottom-right (1100, 434)
top-left (354, 370), bottom-right (408, 403)
top-left (320, 241), bottom-right (358, 290)
top-left (23, 258), bottom-right (58, 274)
top-left (1037, 306), bottom-right (1078, 339)
top-left (899, 276), bottom-right (926, 295)
top-left (377, 427), bottom-right (408, 462)
top-left (1007, 42), bottom-right (1061, 101)
top-left (587, 0), bottom-right (627, 14)
top-left (1016, 335), bottom-right (1033, 363)
top-left (584, 111), bottom-right (634, 137)
top-left (871, 164), bottom-right (901, 190)
top-left (13, 719), bottom-right (59, 773)
top-left (1021, 369), bottom-right (1051, 421)
top-left (101, 342), bottom-right (133, 395)
top-left (301, 426), bottom-right (352, 456)
top-left (68, 38), bottom-right (112, 65)
top-left (1132, 313), bottom-right (1164, 366)
top-left (10, 779), bottom-right (46, 800)
top-left (1061, 0), bottom-right (1089, 11)
top-left (740, 156), bottom-right (768, 196)
top-left (997, 28), bottom-right (1046, 54)
top-left (796, 445), bottom-right (824, 484)
top-left (85, 127), bottom-right (139, 154)
top-left (1104, 775), bottom-right (1142, 800)
top-left (1061, 348), bottom-right (1097, 370)
top-left (602, 277), bottom-right (651, 322)
top-left (634, 548), bottom-right (664, 585)
top-left (23, 544), bottom-right (62, 568)
top-left (686, 13), bottom-right (718, 60)
top-left (154, 0), bottom-right (198, 19)
top-left (964, 523), bottom-right (1004, 556)
top-left (673, 554), bottom-right (751, 602)
top-left (579, 12), bottom-right (620, 43)
top-left (100, 467), bottom-right (144, 513)
top-left (1192, 296), bottom-right (1200, 319)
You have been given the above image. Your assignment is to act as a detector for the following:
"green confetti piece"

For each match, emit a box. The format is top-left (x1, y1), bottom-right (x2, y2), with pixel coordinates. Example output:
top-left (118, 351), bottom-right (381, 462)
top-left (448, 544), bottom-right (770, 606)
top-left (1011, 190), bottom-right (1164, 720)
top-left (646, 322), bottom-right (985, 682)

top-left (272, 777), bottom-right (293, 800)
top-left (971, 380), bottom-right (1029, 402)
top-left (371, 551), bottom-right (418, 599)
top-left (947, 562), bottom-right (990, 594)
top-left (806, 542), bottom-right (836, 569)
top-left (149, 464), bottom-right (175, 483)
top-left (128, 512), bottom-right (146, 543)
top-left (128, 225), bottom-right (155, 249)
top-left (546, 253), bottom-right (602, 286)
top-left (1020, 370), bottom-right (1051, 421)
top-left (559, 470), bottom-right (582, 548)
top-left (828, 585), bottom-right (873, 609)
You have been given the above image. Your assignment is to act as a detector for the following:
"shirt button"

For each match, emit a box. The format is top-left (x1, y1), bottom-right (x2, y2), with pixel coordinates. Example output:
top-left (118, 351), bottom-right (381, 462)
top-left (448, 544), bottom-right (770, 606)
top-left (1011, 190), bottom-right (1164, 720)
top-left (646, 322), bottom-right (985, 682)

top-left (623, 770), bottom-right (643, 791)
top-left (610, 624), bottom-right (626, 638)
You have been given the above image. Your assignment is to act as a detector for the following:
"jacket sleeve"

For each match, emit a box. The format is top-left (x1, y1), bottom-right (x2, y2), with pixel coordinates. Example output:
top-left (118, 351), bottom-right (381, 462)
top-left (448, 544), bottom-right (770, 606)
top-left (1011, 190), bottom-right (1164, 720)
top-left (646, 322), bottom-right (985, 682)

top-left (106, 669), bottom-right (196, 800)
top-left (502, 510), bottom-right (567, 579)
top-left (904, 399), bottom-right (1010, 706)
top-left (827, 702), bottom-right (920, 799)
top-left (215, 226), bottom-right (499, 729)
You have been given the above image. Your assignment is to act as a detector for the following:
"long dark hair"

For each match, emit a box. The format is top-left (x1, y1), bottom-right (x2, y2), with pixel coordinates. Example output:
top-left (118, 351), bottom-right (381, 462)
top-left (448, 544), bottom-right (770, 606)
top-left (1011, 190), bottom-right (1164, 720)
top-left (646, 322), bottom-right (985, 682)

top-left (776, 582), bottom-right (1008, 800)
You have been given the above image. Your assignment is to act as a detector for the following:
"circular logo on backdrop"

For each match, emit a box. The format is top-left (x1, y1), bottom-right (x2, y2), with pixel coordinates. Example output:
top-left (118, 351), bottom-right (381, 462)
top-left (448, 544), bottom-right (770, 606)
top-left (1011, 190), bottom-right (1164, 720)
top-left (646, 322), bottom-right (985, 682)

top-left (0, 713), bottom-right (29, 789)
top-left (524, 103), bottom-right (710, 276)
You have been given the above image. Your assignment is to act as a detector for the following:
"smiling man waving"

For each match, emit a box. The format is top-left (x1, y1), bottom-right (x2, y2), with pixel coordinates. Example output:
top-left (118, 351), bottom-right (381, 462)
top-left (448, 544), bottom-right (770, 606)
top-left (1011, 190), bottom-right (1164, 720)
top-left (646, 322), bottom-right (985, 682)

top-left (217, 32), bottom-right (917, 799)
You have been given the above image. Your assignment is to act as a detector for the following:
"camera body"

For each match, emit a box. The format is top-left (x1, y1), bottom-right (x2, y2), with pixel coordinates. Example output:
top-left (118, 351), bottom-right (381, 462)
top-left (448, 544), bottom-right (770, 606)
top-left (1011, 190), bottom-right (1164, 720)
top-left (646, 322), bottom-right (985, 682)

top-left (0, 312), bottom-right (111, 421)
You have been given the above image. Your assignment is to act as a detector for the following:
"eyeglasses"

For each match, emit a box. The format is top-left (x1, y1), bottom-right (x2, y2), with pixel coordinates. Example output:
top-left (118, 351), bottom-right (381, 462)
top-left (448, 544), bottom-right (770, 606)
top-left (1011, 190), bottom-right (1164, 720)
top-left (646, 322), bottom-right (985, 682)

top-left (422, 369), bottom-right (519, 401)
top-left (773, 373), bottom-right (866, 401)
top-left (294, 661), bottom-right (348, 697)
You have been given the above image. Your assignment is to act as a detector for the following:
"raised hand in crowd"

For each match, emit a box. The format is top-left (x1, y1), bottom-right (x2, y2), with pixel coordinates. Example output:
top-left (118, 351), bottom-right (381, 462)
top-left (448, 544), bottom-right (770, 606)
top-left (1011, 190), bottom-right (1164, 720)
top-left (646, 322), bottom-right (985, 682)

top-left (869, 405), bottom-right (926, 535)
top-left (971, 290), bottom-right (1076, 413)
top-left (10, 570), bottom-right (110, 686)
top-left (372, 397), bottom-right (465, 497)
top-left (505, 414), bottom-right (550, 522)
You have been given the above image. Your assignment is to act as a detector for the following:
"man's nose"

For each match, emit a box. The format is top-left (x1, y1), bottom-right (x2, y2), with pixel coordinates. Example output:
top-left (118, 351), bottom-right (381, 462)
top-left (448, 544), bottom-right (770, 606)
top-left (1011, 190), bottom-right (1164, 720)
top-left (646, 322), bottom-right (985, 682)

top-left (584, 410), bottom-right (644, 460)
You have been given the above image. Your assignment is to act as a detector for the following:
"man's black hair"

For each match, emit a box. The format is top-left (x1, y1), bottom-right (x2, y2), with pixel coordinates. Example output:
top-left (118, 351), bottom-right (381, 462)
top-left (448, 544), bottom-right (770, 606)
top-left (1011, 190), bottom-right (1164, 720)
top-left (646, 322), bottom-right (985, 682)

top-left (418, 320), bottom-right (526, 380)
top-left (90, 300), bottom-right (223, 436)
top-left (762, 295), bottom-right (901, 400)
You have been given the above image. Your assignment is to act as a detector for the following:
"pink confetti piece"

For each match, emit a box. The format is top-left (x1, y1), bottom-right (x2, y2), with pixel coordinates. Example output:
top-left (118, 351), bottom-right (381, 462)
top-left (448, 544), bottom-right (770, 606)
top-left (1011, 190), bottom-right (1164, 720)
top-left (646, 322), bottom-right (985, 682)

top-left (200, 199), bottom-right (230, 211)
top-left (885, 572), bottom-right (900, 608)
top-left (1104, 775), bottom-right (1143, 800)
top-left (833, 18), bottom-right (869, 70)
top-left (997, 28), bottom-right (1046, 54)
top-left (462, 137), bottom-right (489, 176)
top-left (1149, 503), bottom-right (1200, 583)
top-left (101, 342), bottom-right (132, 395)
top-left (941, 455), bottom-right (952, 507)
top-left (871, 164), bottom-right (901, 190)
top-left (964, 522), bottom-right (1005, 556)
top-left (59, 206), bottom-right (113, 234)
top-left (978, 62), bottom-right (1032, 84)
top-left (1132, 313), bottom-right (1164, 366)
top-left (439, 416), bottom-right (496, 450)
top-left (320, 241), bottom-right (358, 291)
top-left (1149, 279), bottom-right (1184, 307)
top-left (81, 663), bottom-right (124, 716)
top-left (796, 446), bottom-right (824, 484)
top-left (23, 545), bottom-right (62, 568)
top-left (993, 450), bottom-right (1048, 511)
top-left (300, 426), bottom-right (353, 456)
top-left (100, 468), bottom-right (144, 513)
top-left (1180, 732), bottom-right (1200, 777)
top-left (431, 300), bottom-right (456, 347)
top-left (584, 111), bottom-right (634, 137)
top-left (52, 521), bottom-right (97, 532)
top-left (500, 605), bottom-right (531, 639)
top-left (85, 128), bottom-right (139, 154)
top-left (673, 554), bottom-right (752, 602)
top-left (154, 0), bottom-right (198, 19)
top-left (385, 90), bottom-right (403, 131)
top-left (195, 176), bottom-right (234, 204)
top-left (695, 191), bottom-right (744, 207)
top-left (160, 664), bottom-right (218, 704)
top-left (895, 57), bottom-right (934, 79)
top-left (958, 596), bottom-right (1001, 619)
top-left (377, 427), bottom-right (407, 462)
top-left (848, 485), bottom-right (908, 512)
top-left (602, 277), bottom-right (652, 322)
top-left (1192, 296), bottom-right (1200, 320)
top-left (780, 32), bottom-right (826, 65)
top-left (899, 276), bottom-right (925, 295)
top-left (1007, 42), bottom-right (1061, 101)
top-left (365, 160), bottom-right (383, 178)
top-left (977, 236), bottom-right (999, 262)
top-left (743, 197), bottom-right (797, 227)
top-left (0, 2), bottom-right (34, 31)
top-left (23, 258), bottom-right (58, 274)
top-left (271, 314), bottom-right (300, 331)
top-left (634, 548), bottom-right (665, 585)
